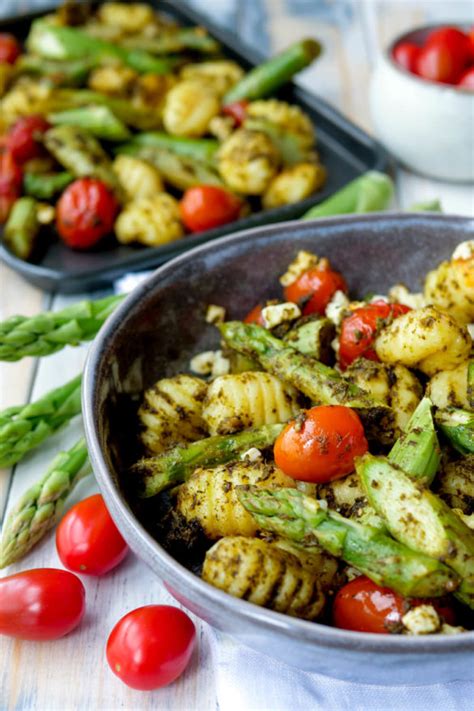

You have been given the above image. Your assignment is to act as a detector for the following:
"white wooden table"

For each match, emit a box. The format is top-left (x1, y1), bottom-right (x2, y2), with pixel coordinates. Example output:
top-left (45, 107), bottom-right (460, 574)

top-left (1, 1), bottom-right (473, 709)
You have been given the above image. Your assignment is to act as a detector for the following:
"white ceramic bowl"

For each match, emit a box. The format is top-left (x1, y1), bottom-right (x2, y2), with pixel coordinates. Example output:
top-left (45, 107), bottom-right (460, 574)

top-left (370, 25), bottom-right (474, 182)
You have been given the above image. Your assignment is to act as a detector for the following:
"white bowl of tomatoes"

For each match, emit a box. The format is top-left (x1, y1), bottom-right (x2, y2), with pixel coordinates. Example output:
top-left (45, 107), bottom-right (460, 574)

top-left (370, 25), bottom-right (474, 182)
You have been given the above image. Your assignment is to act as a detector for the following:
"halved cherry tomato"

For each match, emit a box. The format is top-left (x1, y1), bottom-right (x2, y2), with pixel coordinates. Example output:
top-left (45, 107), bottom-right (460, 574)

top-left (180, 185), bottom-right (242, 233)
top-left (222, 100), bottom-right (249, 126)
top-left (56, 178), bottom-right (119, 249)
top-left (426, 27), bottom-right (471, 71)
top-left (0, 144), bottom-right (23, 223)
top-left (106, 605), bottom-right (196, 690)
top-left (338, 300), bottom-right (410, 370)
top-left (457, 67), bottom-right (474, 89)
top-left (393, 42), bottom-right (420, 72)
top-left (284, 266), bottom-right (348, 316)
top-left (274, 405), bottom-right (368, 483)
top-left (416, 42), bottom-right (463, 84)
top-left (0, 568), bottom-right (85, 641)
top-left (56, 493), bottom-right (128, 576)
top-left (243, 303), bottom-right (265, 325)
top-left (7, 115), bottom-right (50, 164)
top-left (0, 33), bottom-right (21, 64)
top-left (333, 576), bottom-right (456, 634)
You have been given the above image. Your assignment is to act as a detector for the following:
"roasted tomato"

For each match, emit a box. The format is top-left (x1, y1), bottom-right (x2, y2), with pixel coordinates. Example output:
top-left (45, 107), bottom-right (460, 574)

top-left (0, 144), bottom-right (22, 223)
top-left (180, 185), bottom-right (242, 233)
top-left (222, 100), bottom-right (249, 126)
top-left (284, 265), bottom-right (348, 316)
top-left (0, 33), bottom-right (21, 64)
top-left (7, 115), bottom-right (50, 164)
top-left (243, 303), bottom-right (265, 325)
top-left (56, 178), bottom-right (119, 249)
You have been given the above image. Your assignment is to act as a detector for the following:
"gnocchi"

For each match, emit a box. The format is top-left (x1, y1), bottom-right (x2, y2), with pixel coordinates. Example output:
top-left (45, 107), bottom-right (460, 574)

top-left (115, 193), bottom-right (184, 247)
top-left (163, 80), bottom-right (220, 137)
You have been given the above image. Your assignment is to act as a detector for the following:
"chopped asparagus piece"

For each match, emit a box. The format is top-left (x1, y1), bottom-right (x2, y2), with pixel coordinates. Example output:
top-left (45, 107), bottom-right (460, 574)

top-left (3, 197), bottom-right (40, 260)
top-left (283, 316), bottom-right (335, 362)
top-left (436, 408), bottom-right (474, 455)
top-left (135, 146), bottom-right (224, 191)
top-left (16, 55), bottom-right (96, 86)
top-left (117, 132), bottom-right (219, 166)
top-left (303, 171), bottom-right (394, 219)
top-left (52, 89), bottom-right (160, 130)
top-left (24, 171), bottom-right (73, 200)
top-left (48, 106), bottom-right (131, 142)
top-left (389, 397), bottom-right (441, 485)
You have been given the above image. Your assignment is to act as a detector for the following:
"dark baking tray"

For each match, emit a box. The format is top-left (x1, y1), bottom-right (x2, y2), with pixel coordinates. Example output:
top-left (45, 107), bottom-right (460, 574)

top-left (0, 1), bottom-right (390, 293)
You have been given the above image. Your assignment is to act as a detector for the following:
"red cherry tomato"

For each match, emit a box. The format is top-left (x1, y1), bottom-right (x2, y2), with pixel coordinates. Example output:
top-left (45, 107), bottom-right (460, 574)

top-left (333, 576), bottom-right (456, 634)
top-left (7, 115), bottom-right (50, 164)
top-left (0, 568), bottom-right (85, 641)
top-left (222, 100), bottom-right (249, 126)
top-left (457, 67), bottom-right (474, 89)
top-left (243, 303), bottom-right (265, 325)
top-left (274, 405), bottom-right (368, 483)
top-left (56, 493), bottom-right (128, 576)
top-left (0, 33), bottom-right (21, 64)
top-left (416, 42), bottom-right (463, 84)
top-left (0, 144), bottom-right (23, 223)
top-left (426, 27), bottom-right (471, 71)
top-left (393, 42), bottom-right (420, 72)
top-left (180, 185), bottom-right (242, 233)
top-left (338, 301), bottom-right (410, 370)
top-left (284, 266), bottom-right (348, 316)
top-left (56, 178), bottom-right (118, 249)
top-left (106, 605), bottom-right (196, 690)
top-left (469, 27), bottom-right (474, 59)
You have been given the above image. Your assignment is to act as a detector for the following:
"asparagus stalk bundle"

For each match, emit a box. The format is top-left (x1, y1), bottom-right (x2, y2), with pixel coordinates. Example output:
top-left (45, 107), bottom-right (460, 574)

top-left (0, 375), bottom-right (82, 468)
top-left (0, 294), bottom-right (123, 362)
top-left (302, 171), bottom-right (394, 219)
top-left (48, 106), bottom-right (131, 142)
top-left (136, 423), bottom-right (285, 498)
top-left (0, 439), bottom-right (89, 568)
top-left (3, 197), bottom-right (40, 260)
top-left (238, 486), bottom-right (459, 598)
top-left (435, 408), bottom-right (474, 455)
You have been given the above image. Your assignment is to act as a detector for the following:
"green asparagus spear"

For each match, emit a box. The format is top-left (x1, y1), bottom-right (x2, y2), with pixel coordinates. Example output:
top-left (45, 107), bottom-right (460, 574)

top-left (27, 20), bottom-right (177, 75)
top-left (435, 408), bottom-right (474, 455)
top-left (135, 146), bottom-right (224, 191)
top-left (389, 397), bottom-right (441, 484)
top-left (223, 39), bottom-right (321, 103)
top-left (358, 453), bottom-right (474, 608)
top-left (137, 423), bottom-right (285, 498)
top-left (24, 171), bottom-right (73, 200)
top-left (16, 55), bottom-right (96, 86)
top-left (3, 197), bottom-right (40, 260)
top-left (43, 125), bottom-right (123, 197)
top-left (117, 132), bottom-right (219, 166)
top-left (0, 375), bottom-right (82, 468)
top-left (302, 171), bottom-right (394, 219)
top-left (238, 487), bottom-right (459, 597)
top-left (0, 294), bottom-right (124, 362)
top-left (121, 27), bottom-right (220, 55)
top-left (283, 316), bottom-right (335, 362)
top-left (48, 106), bottom-right (131, 142)
top-left (0, 439), bottom-right (89, 568)
top-left (51, 89), bottom-right (161, 130)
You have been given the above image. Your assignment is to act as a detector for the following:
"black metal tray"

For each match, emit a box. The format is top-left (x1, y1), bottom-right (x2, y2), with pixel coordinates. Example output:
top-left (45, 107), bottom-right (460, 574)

top-left (0, 1), bottom-right (390, 293)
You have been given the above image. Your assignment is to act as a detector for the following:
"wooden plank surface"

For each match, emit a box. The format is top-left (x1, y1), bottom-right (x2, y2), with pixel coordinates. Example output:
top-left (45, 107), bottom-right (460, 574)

top-left (1, 1), bottom-right (473, 709)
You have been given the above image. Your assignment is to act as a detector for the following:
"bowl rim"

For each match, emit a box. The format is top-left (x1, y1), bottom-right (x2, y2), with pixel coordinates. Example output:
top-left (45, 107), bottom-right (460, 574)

top-left (83, 211), bottom-right (474, 656)
top-left (384, 22), bottom-right (474, 96)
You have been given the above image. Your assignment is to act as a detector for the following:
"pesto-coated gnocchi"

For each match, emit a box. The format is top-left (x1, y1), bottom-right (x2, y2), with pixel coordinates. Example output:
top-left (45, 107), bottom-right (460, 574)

top-left (113, 155), bottom-right (163, 201)
top-left (97, 2), bottom-right (155, 33)
top-left (115, 193), bottom-right (184, 247)
top-left (262, 162), bottom-right (326, 209)
top-left (246, 99), bottom-right (316, 151)
top-left (427, 361), bottom-right (471, 410)
top-left (424, 255), bottom-right (474, 325)
top-left (436, 456), bottom-right (474, 515)
top-left (217, 128), bottom-right (280, 195)
top-left (163, 80), bottom-right (220, 137)
top-left (202, 536), bottom-right (325, 620)
top-left (180, 60), bottom-right (244, 97)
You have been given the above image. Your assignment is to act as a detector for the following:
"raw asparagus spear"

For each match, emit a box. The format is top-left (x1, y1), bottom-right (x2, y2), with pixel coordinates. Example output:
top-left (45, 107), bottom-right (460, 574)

top-left (117, 132), bottom-right (219, 166)
top-left (223, 39), bottom-right (321, 103)
top-left (0, 439), bottom-right (89, 568)
top-left (358, 453), bottom-right (474, 608)
top-left (16, 55), bottom-right (96, 86)
top-left (303, 171), bottom-right (394, 219)
top-left (3, 197), bottom-right (40, 260)
top-left (23, 171), bottom-right (73, 200)
top-left (121, 28), bottom-right (220, 55)
top-left (389, 397), bottom-right (440, 484)
top-left (0, 375), bottom-right (82, 468)
top-left (238, 487), bottom-right (459, 597)
top-left (48, 106), bottom-right (131, 142)
top-left (135, 146), bottom-right (224, 191)
top-left (0, 294), bottom-right (124, 362)
top-left (43, 125), bottom-right (123, 197)
top-left (137, 423), bottom-right (285, 498)
top-left (27, 20), bottom-right (177, 75)
top-left (435, 408), bottom-right (474, 455)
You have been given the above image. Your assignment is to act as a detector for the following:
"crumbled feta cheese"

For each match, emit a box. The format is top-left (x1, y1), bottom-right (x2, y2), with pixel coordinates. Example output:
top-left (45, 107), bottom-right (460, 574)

top-left (452, 240), bottom-right (474, 261)
top-left (279, 250), bottom-right (319, 287)
top-left (241, 447), bottom-right (263, 462)
top-left (206, 304), bottom-right (226, 325)
top-left (389, 284), bottom-right (426, 310)
top-left (325, 289), bottom-right (350, 326)
top-left (36, 203), bottom-right (55, 224)
top-left (261, 302), bottom-right (301, 329)
top-left (343, 566), bottom-right (361, 582)
top-left (402, 605), bottom-right (441, 635)
top-left (190, 351), bottom-right (217, 375)
top-left (369, 295), bottom-right (388, 304)
top-left (211, 350), bottom-right (230, 378)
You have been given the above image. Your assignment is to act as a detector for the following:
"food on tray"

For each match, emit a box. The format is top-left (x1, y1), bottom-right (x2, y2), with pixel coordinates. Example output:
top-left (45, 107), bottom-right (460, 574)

top-left (132, 240), bottom-right (474, 635)
top-left (0, 1), bottom-right (325, 260)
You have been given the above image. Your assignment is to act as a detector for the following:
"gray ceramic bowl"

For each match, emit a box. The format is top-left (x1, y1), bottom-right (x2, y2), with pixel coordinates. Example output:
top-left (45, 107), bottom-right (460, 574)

top-left (83, 212), bottom-right (474, 686)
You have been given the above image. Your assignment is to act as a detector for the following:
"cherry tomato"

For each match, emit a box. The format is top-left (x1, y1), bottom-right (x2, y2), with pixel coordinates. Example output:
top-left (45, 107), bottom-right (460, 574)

top-left (243, 303), bottom-right (265, 325)
top-left (393, 42), bottom-right (420, 72)
top-left (56, 178), bottom-right (118, 249)
top-left (416, 42), bottom-right (463, 84)
top-left (338, 301), bottom-right (410, 370)
top-left (333, 576), bottom-right (456, 634)
top-left (0, 568), bottom-right (85, 641)
top-left (0, 144), bottom-right (22, 223)
top-left (222, 100), bottom-right (249, 126)
top-left (426, 27), bottom-right (471, 71)
top-left (7, 115), bottom-right (50, 164)
top-left (106, 605), bottom-right (196, 690)
top-left (457, 67), bottom-right (474, 89)
top-left (0, 33), bottom-right (21, 64)
top-left (180, 185), bottom-right (242, 233)
top-left (284, 266), bottom-right (348, 316)
top-left (56, 493), bottom-right (128, 576)
top-left (469, 27), bottom-right (474, 59)
top-left (274, 405), bottom-right (368, 483)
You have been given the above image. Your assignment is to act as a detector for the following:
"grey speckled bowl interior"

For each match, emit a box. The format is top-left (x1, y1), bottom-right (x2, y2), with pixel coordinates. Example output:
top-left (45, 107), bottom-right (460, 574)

top-left (83, 213), bottom-right (474, 686)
